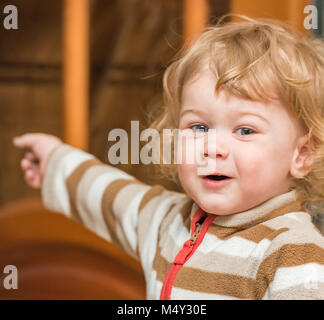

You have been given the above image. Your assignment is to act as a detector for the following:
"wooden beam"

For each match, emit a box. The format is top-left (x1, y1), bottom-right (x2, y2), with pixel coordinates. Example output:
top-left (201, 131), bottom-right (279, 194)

top-left (288, 0), bottom-right (310, 33)
top-left (230, 0), bottom-right (310, 33)
top-left (63, 0), bottom-right (89, 150)
top-left (183, 0), bottom-right (210, 45)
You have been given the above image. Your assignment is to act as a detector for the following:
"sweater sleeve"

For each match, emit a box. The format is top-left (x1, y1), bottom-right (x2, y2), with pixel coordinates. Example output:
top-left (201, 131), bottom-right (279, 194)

top-left (41, 144), bottom-right (187, 261)
top-left (256, 225), bottom-right (324, 300)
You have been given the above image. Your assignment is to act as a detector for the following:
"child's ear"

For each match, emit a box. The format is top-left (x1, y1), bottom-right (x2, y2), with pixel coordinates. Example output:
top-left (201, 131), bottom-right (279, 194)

top-left (290, 134), bottom-right (315, 179)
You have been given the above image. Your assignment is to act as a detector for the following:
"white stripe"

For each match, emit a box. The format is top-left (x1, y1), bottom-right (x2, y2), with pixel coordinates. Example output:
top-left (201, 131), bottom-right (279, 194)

top-left (52, 150), bottom-right (93, 215)
top-left (249, 238), bottom-right (272, 259)
top-left (264, 213), bottom-right (311, 231)
top-left (159, 198), bottom-right (191, 241)
top-left (115, 224), bottom-right (136, 258)
top-left (114, 185), bottom-right (150, 254)
top-left (269, 263), bottom-right (324, 292)
top-left (78, 168), bottom-right (131, 241)
top-left (60, 149), bottom-right (94, 177)
top-left (170, 286), bottom-right (241, 300)
top-left (122, 188), bottom-right (150, 250)
top-left (140, 194), bottom-right (182, 279)
top-left (76, 166), bottom-right (110, 241)
top-left (162, 213), bottom-right (191, 247)
top-left (282, 212), bottom-right (310, 222)
top-left (197, 233), bottom-right (261, 258)
top-left (146, 270), bottom-right (163, 300)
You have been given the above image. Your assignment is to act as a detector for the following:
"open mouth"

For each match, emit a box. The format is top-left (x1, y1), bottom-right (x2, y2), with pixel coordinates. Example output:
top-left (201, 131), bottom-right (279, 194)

top-left (204, 175), bottom-right (231, 181)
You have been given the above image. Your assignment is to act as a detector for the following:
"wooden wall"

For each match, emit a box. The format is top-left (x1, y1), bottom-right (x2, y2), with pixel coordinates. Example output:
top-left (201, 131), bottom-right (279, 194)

top-left (0, 0), bottom-right (63, 205)
top-left (0, 0), bottom-right (229, 206)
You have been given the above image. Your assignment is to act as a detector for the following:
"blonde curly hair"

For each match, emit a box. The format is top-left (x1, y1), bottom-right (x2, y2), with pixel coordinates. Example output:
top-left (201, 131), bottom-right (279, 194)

top-left (149, 15), bottom-right (324, 212)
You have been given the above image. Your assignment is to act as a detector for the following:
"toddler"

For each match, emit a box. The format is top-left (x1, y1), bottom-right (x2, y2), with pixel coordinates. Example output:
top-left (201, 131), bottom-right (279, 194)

top-left (14, 17), bottom-right (324, 299)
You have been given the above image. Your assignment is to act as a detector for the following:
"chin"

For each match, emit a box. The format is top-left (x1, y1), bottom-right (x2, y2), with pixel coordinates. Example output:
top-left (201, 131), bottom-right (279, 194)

top-left (196, 200), bottom-right (236, 216)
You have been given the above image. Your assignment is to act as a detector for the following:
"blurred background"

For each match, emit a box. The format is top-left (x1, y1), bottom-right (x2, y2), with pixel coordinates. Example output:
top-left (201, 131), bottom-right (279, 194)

top-left (0, 0), bottom-right (323, 299)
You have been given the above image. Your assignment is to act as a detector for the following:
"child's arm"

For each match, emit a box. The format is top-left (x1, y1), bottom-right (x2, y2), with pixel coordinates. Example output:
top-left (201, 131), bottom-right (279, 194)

top-left (257, 228), bottom-right (324, 300)
top-left (13, 133), bottom-right (187, 261)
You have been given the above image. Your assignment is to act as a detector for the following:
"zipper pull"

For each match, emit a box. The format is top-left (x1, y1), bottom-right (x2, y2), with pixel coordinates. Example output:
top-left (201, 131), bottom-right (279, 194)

top-left (173, 216), bottom-right (206, 264)
top-left (189, 213), bottom-right (207, 245)
top-left (189, 222), bottom-right (203, 245)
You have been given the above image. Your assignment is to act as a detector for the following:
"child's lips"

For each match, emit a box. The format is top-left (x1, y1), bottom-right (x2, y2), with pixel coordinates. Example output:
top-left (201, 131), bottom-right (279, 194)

top-left (202, 175), bottom-right (233, 188)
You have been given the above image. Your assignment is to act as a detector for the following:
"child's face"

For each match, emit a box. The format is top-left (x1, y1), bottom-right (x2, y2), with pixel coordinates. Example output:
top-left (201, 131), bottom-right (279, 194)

top-left (177, 70), bottom-right (308, 215)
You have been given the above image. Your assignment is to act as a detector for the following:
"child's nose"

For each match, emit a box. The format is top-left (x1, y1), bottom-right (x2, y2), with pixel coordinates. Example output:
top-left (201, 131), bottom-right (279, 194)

top-left (203, 130), bottom-right (229, 159)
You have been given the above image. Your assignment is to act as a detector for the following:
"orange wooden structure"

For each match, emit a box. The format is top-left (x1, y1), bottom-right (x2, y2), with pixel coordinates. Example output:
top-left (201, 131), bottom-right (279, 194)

top-left (63, 0), bottom-right (89, 150)
top-left (230, 0), bottom-right (310, 33)
top-left (183, 0), bottom-right (210, 45)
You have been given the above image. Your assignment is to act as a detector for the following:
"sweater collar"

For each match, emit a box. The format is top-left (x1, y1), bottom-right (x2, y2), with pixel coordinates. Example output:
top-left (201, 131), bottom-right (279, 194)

top-left (192, 190), bottom-right (305, 229)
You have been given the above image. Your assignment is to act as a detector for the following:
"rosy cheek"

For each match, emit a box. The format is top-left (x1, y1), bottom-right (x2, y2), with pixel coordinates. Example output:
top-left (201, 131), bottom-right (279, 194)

top-left (178, 163), bottom-right (194, 179)
top-left (235, 149), bottom-right (265, 179)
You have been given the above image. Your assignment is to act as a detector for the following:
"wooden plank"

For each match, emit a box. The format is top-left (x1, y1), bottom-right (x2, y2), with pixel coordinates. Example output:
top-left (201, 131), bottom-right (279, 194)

top-left (63, 0), bottom-right (89, 150)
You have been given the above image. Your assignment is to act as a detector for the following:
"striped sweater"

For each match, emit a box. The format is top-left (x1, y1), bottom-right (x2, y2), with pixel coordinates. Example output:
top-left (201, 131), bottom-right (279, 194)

top-left (42, 144), bottom-right (324, 300)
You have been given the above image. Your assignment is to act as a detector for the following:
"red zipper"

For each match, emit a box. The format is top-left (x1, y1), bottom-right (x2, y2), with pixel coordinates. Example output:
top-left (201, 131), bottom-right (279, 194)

top-left (160, 208), bottom-right (216, 300)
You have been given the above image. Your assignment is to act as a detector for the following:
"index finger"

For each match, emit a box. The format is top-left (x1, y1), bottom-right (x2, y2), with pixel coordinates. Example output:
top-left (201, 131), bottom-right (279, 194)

top-left (13, 133), bottom-right (42, 149)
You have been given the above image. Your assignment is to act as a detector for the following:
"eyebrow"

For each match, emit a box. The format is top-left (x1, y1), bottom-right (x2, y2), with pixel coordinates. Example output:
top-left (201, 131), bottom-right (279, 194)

top-left (180, 108), bottom-right (205, 117)
top-left (237, 111), bottom-right (270, 124)
top-left (180, 108), bottom-right (270, 124)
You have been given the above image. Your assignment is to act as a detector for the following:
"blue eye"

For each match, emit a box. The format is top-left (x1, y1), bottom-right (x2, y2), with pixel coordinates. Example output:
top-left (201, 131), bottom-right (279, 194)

top-left (190, 125), bottom-right (209, 133)
top-left (236, 127), bottom-right (254, 135)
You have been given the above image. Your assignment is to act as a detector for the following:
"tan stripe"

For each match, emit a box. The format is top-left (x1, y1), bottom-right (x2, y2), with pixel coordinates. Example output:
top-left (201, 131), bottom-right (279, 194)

top-left (174, 266), bottom-right (256, 299)
top-left (179, 199), bottom-right (194, 231)
top-left (152, 246), bottom-right (172, 283)
top-left (241, 226), bottom-right (289, 243)
top-left (236, 226), bottom-right (288, 243)
top-left (207, 224), bottom-right (239, 240)
top-left (138, 185), bottom-right (165, 213)
top-left (207, 224), bottom-right (288, 243)
top-left (101, 179), bottom-right (142, 247)
top-left (256, 243), bottom-right (324, 299)
top-left (66, 158), bottom-right (103, 223)
top-left (243, 200), bottom-right (305, 229)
